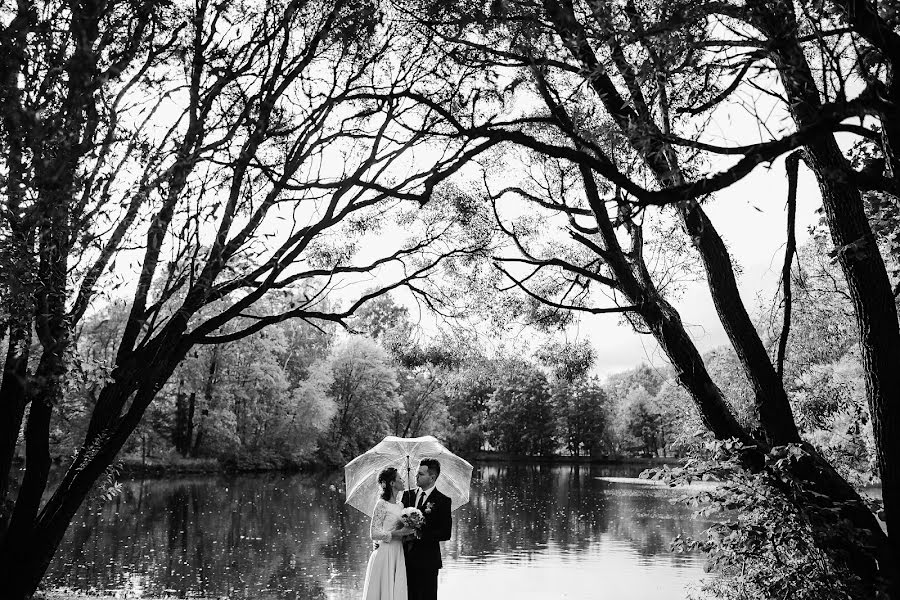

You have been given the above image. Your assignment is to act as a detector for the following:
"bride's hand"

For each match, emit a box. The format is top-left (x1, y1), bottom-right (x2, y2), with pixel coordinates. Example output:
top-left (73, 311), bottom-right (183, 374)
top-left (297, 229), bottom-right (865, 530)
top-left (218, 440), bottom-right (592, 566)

top-left (391, 527), bottom-right (415, 538)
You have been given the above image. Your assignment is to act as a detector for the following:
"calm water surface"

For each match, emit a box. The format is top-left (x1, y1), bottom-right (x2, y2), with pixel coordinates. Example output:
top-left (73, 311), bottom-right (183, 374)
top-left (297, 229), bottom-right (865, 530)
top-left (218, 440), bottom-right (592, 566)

top-left (47, 463), bottom-right (715, 599)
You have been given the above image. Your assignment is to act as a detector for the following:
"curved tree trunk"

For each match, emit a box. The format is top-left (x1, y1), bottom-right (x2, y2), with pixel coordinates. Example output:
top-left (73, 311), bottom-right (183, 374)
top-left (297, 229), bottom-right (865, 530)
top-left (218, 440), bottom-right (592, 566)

top-left (748, 0), bottom-right (899, 584)
top-left (580, 168), bottom-right (752, 443)
top-left (676, 201), bottom-right (801, 446)
top-left (0, 334), bottom-right (191, 599)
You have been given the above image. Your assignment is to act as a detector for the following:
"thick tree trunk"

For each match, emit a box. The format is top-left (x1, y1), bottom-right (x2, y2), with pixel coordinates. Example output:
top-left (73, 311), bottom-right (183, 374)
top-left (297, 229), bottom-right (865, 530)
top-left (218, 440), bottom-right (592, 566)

top-left (0, 440), bottom-right (121, 600)
top-left (0, 328), bottom-right (31, 527)
top-left (0, 337), bottom-right (190, 599)
top-left (0, 0), bottom-right (37, 528)
top-left (805, 138), bottom-right (900, 581)
top-left (749, 0), bottom-right (899, 585)
top-left (0, 0), bottom-right (105, 588)
top-left (676, 201), bottom-right (801, 445)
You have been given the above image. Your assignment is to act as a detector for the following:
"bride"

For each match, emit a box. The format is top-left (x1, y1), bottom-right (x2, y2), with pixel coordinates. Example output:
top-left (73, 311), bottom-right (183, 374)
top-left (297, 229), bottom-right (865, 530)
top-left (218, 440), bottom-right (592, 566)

top-left (361, 467), bottom-right (414, 600)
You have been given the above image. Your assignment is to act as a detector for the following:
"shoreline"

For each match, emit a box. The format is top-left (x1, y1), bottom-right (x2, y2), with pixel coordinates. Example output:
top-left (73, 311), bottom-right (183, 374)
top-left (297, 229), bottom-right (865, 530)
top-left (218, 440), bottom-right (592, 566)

top-left (29, 453), bottom-right (687, 481)
top-left (39, 593), bottom-right (216, 600)
top-left (117, 453), bottom-right (684, 477)
top-left (468, 452), bottom-right (684, 465)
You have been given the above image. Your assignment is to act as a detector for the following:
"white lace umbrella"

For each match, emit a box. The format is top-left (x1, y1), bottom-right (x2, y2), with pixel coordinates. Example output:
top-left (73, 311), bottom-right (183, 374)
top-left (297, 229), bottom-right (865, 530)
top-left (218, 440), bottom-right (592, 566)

top-left (344, 435), bottom-right (474, 517)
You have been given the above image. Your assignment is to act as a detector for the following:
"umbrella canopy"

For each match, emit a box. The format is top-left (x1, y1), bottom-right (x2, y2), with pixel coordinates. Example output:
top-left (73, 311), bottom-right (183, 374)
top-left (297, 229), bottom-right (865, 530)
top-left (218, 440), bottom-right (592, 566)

top-left (344, 435), bottom-right (474, 517)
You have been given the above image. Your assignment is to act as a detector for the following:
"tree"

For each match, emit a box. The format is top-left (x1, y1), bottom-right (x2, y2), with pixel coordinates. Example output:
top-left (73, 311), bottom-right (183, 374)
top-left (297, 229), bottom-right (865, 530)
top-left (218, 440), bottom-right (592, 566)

top-left (406, 0), bottom-right (898, 589)
top-left (534, 338), bottom-right (596, 383)
top-left (443, 354), bottom-right (495, 453)
top-left (553, 377), bottom-right (606, 456)
top-left (652, 378), bottom-right (702, 457)
top-left (534, 339), bottom-right (606, 456)
top-left (350, 294), bottom-right (456, 438)
top-left (623, 387), bottom-right (662, 457)
top-left (0, 0), bottom-right (490, 594)
top-left (486, 360), bottom-right (555, 455)
top-left (318, 336), bottom-right (400, 465)
top-left (605, 365), bottom-right (667, 403)
top-left (394, 366), bottom-right (450, 438)
top-left (351, 293), bottom-right (415, 347)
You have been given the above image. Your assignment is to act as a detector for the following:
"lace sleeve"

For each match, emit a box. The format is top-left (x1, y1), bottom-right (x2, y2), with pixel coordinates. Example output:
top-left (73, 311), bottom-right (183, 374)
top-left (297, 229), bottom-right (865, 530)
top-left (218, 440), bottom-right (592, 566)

top-left (369, 500), bottom-right (393, 544)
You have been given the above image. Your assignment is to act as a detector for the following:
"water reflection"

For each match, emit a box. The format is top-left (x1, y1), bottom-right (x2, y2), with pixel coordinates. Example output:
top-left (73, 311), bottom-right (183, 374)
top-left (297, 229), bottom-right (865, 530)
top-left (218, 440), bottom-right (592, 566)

top-left (47, 463), bottom-right (714, 599)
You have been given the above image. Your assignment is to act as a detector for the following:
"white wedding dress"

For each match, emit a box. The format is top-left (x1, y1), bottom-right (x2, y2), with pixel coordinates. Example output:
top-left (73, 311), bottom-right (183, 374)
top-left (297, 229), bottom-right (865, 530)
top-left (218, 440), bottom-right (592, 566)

top-left (361, 498), bottom-right (408, 600)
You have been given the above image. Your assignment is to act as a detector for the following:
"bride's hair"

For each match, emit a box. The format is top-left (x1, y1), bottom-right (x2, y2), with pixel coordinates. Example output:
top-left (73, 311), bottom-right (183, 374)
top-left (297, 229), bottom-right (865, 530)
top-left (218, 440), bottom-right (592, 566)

top-left (378, 467), bottom-right (398, 501)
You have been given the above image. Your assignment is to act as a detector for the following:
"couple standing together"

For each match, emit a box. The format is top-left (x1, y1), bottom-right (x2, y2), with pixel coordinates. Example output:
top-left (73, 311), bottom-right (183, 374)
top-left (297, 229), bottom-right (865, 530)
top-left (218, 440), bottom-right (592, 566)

top-left (362, 458), bottom-right (451, 600)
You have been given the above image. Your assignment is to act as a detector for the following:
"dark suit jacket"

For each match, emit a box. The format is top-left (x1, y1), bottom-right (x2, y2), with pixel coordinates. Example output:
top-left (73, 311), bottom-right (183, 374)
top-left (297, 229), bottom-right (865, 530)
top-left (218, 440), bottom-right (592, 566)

top-left (401, 487), bottom-right (451, 570)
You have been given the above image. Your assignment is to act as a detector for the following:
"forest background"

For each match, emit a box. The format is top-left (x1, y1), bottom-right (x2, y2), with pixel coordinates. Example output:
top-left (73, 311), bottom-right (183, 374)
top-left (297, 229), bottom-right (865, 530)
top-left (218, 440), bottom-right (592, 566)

top-left (67, 280), bottom-right (877, 488)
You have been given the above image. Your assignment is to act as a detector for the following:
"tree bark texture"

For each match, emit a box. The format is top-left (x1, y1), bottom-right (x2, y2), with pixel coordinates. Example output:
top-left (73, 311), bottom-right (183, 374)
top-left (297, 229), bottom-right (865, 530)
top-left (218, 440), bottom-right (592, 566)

top-left (749, 0), bottom-right (899, 583)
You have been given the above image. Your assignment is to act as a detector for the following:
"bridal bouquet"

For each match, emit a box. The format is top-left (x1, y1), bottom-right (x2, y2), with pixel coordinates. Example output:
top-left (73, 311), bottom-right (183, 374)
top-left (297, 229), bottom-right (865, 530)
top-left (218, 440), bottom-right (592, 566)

top-left (401, 507), bottom-right (424, 538)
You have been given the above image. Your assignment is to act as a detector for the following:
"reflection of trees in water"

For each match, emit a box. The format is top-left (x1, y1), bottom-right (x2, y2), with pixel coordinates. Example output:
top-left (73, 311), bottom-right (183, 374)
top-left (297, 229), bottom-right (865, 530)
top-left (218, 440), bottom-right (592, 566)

top-left (47, 465), bottom-right (711, 598)
top-left (449, 464), bottom-right (712, 564)
top-left (598, 482), bottom-right (712, 560)
top-left (48, 474), bottom-right (343, 598)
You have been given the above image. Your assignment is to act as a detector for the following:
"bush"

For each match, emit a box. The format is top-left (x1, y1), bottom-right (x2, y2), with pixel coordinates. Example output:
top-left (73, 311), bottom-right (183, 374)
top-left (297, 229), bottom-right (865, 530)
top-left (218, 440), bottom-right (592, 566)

top-left (643, 440), bottom-right (885, 600)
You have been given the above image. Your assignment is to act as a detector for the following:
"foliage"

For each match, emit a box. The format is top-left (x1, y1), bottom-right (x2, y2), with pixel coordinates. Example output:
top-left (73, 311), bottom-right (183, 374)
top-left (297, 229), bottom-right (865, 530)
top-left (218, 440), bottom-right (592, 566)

top-left (317, 336), bottom-right (400, 466)
top-left (351, 295), bottom-right (415, 350)
top-left (652, 379), bottom-right (704, 456)
top-left (535, 339), bottom-right (596, 384)
top-left (701, 349), bottom-right (758, 433)
top-left (621, 386), bottom-right (664, 457)
top-left (604, 365), bottom-right (667, 400)
top-left (442, 357), bottom-right (495, 454)
top-left (553, 377), bottom-right (606, 456)
top-left (63, 289), bottom-right (880, 478)
top-left (486, 360), bottom-right (555, 455)
top-left (643, 440), bottom-right (882, 600)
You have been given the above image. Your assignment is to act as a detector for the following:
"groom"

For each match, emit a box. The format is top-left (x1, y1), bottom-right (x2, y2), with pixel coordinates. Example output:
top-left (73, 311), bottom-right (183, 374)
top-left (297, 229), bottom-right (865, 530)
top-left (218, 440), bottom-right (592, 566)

top-left (402, 458), bottom-right (451, 600)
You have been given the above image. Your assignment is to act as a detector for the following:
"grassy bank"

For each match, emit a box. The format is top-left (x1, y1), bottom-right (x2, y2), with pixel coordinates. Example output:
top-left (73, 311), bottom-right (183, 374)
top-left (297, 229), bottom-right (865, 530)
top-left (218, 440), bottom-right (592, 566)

top-left (38, 592), bottom-right (219, 600)
top-left (109, 452), bottom-right (682, 478)
top-left (118, 452), bottom-right (307, 475)
top-left (119, 454), bottom-right (222, 475)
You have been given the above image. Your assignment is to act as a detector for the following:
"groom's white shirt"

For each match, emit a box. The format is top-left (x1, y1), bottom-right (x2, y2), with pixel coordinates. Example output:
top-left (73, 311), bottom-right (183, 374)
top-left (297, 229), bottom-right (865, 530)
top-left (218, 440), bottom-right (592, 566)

top-left (415, 484), bottom-right (435, 508)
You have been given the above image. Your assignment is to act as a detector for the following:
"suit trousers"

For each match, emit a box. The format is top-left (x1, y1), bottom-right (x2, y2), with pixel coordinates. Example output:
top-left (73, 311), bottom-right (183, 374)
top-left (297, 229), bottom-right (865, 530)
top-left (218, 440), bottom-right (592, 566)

top-left (406, 566), bottom-right (438, 600)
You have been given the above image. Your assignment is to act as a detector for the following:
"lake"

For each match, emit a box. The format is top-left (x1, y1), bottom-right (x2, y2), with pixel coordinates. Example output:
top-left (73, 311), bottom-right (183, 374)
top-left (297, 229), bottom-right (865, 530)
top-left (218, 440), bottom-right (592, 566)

top-left (46, 463), bottom-right (715, 599)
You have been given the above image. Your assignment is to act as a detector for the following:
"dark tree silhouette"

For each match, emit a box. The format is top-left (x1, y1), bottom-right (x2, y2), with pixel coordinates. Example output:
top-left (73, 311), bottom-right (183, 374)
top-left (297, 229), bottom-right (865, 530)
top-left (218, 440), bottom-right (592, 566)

top-left (0, 0), bottom-right (492, 595)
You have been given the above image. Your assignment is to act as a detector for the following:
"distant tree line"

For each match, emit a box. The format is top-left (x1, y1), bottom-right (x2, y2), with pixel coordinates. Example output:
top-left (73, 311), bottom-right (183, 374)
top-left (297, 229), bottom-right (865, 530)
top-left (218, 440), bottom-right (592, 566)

top-left (62, 294), bottom-right (609, 467)
top-left (55, 267), bottom-right (877, 492)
